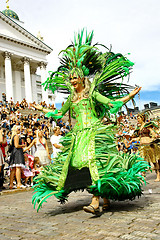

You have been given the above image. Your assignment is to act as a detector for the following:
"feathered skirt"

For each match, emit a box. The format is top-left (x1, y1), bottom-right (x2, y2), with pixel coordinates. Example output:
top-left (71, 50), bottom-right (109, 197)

top-left (33, 122), bottom-right (149, 211)
top-left (139, 143), bottom-right (160, 164)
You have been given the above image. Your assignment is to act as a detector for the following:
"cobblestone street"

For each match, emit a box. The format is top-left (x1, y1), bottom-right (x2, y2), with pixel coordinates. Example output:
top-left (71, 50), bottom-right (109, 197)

top-left (0, 173), bottom-right (160, 240)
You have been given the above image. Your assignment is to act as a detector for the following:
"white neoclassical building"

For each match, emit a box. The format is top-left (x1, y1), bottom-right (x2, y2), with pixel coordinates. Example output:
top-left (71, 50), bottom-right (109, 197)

top-left (0, 5), bottom-right (54, 105)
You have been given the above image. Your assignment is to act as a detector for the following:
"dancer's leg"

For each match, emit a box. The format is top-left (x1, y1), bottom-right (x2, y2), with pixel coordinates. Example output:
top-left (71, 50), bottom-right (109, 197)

top-left (90, 195), bottom-right (99, 209)
top-left (83, 195), bottom-right (100, 214)
top-left (102, 198), bottom-right (110, 210)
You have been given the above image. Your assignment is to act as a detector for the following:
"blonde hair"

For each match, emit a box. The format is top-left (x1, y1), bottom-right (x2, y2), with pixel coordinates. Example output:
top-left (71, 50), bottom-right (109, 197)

top-left (53, 126), bottom-right (60, 133)
top-left (10, 125), bottom-right (20, 144)
top-left (71, 77), bottom-right (91, 102)
top-left (33, 157), bottom-right (40, 168)
top-left (36, 129), bottom-right (44, 142)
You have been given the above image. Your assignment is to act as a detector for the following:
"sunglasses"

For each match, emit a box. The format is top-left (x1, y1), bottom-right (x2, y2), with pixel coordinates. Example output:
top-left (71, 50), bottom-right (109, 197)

top-left (69, 76), bottom-right (78, 81)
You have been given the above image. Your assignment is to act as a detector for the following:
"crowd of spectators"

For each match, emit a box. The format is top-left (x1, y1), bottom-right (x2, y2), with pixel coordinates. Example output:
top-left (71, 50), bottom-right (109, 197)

top-left (0, 97), bottom-right (71, 190)
top-left (0, 95), bottom-right (160, 190)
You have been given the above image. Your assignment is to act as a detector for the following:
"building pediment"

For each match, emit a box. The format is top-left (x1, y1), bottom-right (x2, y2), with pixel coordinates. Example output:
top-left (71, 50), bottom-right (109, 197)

top-left (0, 11), bottom-right (53, 54)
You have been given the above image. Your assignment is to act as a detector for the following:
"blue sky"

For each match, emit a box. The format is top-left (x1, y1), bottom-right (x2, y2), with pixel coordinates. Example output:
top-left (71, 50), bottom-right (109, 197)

top-left (125, 90), bottom-right (160, 111)
top-left (139, 90), bottom-right (160, 107)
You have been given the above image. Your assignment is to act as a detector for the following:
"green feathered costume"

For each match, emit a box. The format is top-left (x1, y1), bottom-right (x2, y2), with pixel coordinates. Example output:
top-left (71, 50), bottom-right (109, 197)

top-left (33, 29), bottom-right (149, 211)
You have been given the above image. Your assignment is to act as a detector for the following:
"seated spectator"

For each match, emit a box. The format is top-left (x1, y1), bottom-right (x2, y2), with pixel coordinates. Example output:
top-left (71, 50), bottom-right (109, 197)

top-left (1, 110), bottom-right (7, 120)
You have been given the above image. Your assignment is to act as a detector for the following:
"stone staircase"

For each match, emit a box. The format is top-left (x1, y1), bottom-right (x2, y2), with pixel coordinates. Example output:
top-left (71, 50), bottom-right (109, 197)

top-left (19, 108), bottom-right (41, 116)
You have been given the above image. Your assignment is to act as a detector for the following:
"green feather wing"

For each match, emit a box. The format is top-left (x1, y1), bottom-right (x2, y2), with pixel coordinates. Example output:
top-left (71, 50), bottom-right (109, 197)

top-left (42, 71), bottom-right (72, 94)
top-left (90, 52), bottom-right (135, 100)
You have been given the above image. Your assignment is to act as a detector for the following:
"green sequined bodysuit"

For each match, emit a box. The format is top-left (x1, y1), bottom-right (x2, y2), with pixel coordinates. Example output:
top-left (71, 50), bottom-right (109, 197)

top-left (56, 92), bottom-right (113, 190)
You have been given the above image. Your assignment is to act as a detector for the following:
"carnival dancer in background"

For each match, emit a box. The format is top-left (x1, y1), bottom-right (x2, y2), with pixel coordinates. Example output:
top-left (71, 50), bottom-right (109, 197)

top-left (131, 112), bottom-right (160, 181)
top-left (31, 29), bottom-right (149, 214)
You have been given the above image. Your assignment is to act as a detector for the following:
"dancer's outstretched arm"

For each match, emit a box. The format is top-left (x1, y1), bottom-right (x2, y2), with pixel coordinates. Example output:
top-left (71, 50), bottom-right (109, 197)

top-left (117, 87), bottom-right (141, 104)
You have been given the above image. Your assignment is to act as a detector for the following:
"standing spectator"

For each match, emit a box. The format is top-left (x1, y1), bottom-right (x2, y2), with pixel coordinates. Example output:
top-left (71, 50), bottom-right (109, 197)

top-left (24, 130), bottom-right (50, 166)
top-left (122, 134), bottom-right (132, 154)
top-left (129, 125), bottom-right (135, 136)
top-left (57, 119), bottom-right (63, 128)
top-left (9, 125), bottom-right (26, 189)
top-left (50, 126), bottom-right (62, 159)
top-left (26, 136), bottom-right (36, 156)
top-left (0, 129), bottom-right (7, 161)
top-left (2, 93), bottom-right (6, 104)
top-left (43, 126), bottom-right (50, 139)
top-left (9, 97), bottom-right (13, 105)
top-left (6, 130), bottom-right (11, 142)
top-left (0, 129), bottom-right (5, 189)
top-left (41, 121), bottom-right (46, 130)
top-left (61, 123), bottom-right (69, 136)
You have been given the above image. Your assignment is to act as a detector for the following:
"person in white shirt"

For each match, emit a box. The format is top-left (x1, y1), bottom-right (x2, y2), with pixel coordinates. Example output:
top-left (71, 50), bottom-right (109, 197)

top-left (50, 126), bottom-right (62, 159)
top-left (52, 120), bottom-right (56, 129)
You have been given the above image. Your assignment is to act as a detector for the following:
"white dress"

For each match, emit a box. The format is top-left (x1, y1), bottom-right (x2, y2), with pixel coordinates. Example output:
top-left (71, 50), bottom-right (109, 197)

top-left (34, 138), bottom-right (50, 166)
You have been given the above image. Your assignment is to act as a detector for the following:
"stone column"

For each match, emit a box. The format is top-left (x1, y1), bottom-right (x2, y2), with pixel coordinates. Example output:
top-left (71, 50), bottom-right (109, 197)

top-left (31, 74), bottom-right (38, 103)
top-left (23, 57), bottom-right (32, 103)
top-left (40, 62), bottom-right (49, 105)
top-left (4, 51), bottom-right (14, 101)
top-left (14, 71), bottom-right (22, 102)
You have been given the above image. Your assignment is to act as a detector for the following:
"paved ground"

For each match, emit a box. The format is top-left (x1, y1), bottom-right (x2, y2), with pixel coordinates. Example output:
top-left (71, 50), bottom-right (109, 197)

top-left (0, 172), bottom-right (160, 240)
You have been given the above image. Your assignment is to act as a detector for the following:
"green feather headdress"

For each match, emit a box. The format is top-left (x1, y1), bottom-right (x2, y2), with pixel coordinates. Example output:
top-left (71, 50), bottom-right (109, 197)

top-left (42, 28), bottom-right (134, 98)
